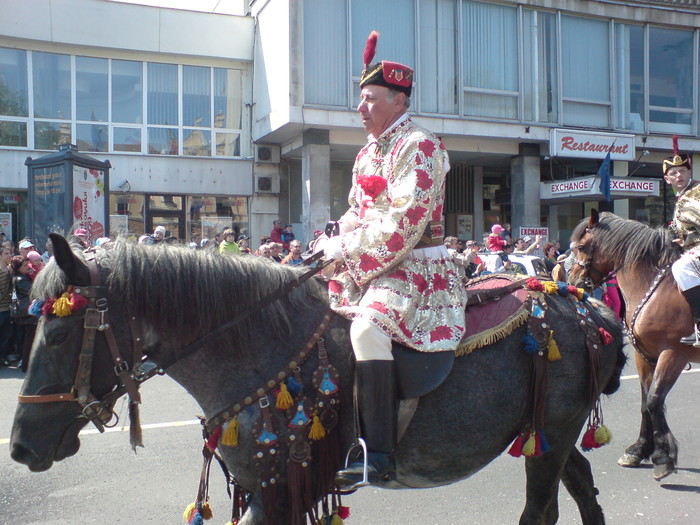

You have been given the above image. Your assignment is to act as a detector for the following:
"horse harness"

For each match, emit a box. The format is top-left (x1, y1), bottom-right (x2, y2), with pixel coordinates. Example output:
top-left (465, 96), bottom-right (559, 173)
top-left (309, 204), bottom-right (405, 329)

top-left (17, 260), bottom-right (147, 432)
top-left (16, 252), bottom-right (336, 434)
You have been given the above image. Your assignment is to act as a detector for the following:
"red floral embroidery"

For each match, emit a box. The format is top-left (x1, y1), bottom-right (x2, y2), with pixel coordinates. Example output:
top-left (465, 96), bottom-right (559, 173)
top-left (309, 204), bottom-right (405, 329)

top-left (430, 325), bottom-right (453, 342)
top-left (415, 153), bottom-right (422, 165)
top-left (432, 273), bottom-right (448, 291)
top-left (359, 253), bottom-right (382, 273)
top-left (439, 141), bottom-right (446, 150)
top-left (368, 302), bottom-right (389, 315)
top-left (357, 174), bottom-right (388, 200)
top-left (431, 204), bottom-right (443, 221)
top-left (418, 140), bottom-right (436, 158)
top-left (405, 206), bottom-right (427, 226)
top-left (398, 320), bottom-right (412, 338)
top-left (415, 169), bottom-right (432, 191)
top-left (386, 232), bottom-right (404, 252)
top-left (328, 280), bottom-right (343, 294)
top-left (413, 272), bottom-right (428, 294)
top-left (389, 269), bottom-right (408, 282)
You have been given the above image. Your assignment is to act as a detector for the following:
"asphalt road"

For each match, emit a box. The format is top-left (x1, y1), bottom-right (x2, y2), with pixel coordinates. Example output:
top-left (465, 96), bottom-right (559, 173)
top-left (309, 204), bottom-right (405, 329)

top-left (2, 347), bottom-right (699, 524)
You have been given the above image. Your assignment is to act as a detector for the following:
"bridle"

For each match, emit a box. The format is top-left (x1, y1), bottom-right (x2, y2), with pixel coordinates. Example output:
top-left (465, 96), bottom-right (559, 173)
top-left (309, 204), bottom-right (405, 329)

top-left (573, 237), bottom-right (621, 289)
top-left (16, 251), bottom-right (335, 433)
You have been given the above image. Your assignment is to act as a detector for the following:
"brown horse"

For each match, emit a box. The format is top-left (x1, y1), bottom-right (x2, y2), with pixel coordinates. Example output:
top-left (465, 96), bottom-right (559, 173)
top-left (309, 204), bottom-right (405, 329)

top-left (569, 210), bottom-right (700, 480)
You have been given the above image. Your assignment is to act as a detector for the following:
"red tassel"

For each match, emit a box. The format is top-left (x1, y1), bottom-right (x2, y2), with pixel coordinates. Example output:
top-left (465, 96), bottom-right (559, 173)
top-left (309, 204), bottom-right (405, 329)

top-left (508, 434), bottom-right (524, 457)
top-left (581, 426), bottom-right (600, 451)
top-left (363, 31), bottom-right (379, 67)
top-left (337, 506), bottom-right (351, 520)
top-left (598, 327), bottom-right (613, 345)
top-left (205, 425), bottom-right (222, 451)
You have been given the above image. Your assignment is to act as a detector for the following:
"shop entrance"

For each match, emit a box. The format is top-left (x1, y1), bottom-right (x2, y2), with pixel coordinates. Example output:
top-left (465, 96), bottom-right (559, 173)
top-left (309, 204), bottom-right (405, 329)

top-left (147, 195), bottom-right (186, 241)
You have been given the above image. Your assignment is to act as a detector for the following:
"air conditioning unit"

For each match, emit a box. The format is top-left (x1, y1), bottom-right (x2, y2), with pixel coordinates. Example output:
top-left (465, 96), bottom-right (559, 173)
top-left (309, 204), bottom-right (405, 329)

top-left (254, 144), bottom-right (280, 164)
top-left (255, 173), bottom-right (280, 194)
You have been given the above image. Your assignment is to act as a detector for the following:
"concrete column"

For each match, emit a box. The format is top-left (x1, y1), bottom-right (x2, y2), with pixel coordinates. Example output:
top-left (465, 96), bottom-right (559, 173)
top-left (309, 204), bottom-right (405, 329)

top-left (511, 143), bottom-right (541, 236)
top-left (302, 143), bottom-right (331, 241)
top-left (613, 160), bottom-right (629, 219)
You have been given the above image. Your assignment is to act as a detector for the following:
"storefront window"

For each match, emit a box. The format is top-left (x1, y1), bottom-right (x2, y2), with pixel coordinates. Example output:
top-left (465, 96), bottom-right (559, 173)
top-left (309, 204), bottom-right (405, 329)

top-left (109, 194), bottom-right (145, 237)
top-left (189, 195), bottom-right (248, 244)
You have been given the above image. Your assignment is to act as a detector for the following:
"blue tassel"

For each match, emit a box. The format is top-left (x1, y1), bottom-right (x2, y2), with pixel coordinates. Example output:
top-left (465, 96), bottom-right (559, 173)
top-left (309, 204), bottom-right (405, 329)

top-left (29, 300), bottom-right (44, 317)
top-left (523, 332), bottom-right (538, 354)
top-left (287, 375), bottom-right (303, 397)
top-left (557, 282), bottom-right (569, 296)
top-left (190, 508), bottom-right (204, 525)
top-left (539, 431), bottom-right (551, 453)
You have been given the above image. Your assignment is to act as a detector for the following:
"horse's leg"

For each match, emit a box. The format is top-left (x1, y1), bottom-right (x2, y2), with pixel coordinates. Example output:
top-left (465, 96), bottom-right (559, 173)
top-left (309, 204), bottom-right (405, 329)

top-left (561, 448), bottom-right (605, 525)
top-left (239, 496), bottom-right (266, 525)
top-left (646, 349), bottom-right (687, 480)
top-left (520, 449), bottom-right (567, 525)
top-left (618, 350), bottom-right (655, 468)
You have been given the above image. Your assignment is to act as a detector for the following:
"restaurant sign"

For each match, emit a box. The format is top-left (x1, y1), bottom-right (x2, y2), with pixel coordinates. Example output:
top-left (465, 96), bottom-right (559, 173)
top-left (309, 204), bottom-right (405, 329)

top-left (541, 176), bottom-right (659, 201)
top-left (550, 129), bottom-right (636, 161)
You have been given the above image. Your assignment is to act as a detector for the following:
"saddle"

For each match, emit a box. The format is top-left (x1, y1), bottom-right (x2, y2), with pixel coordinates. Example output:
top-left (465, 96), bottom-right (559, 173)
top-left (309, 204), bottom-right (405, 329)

top-left (392, 274), bottom-right (531, 400)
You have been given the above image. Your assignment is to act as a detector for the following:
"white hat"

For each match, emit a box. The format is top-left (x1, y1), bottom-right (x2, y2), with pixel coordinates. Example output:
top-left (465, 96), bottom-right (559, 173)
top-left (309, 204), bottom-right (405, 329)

top-left (523, 235), bottom-right (532, 243)
top-left (154, 226), bottom-right (166, 235)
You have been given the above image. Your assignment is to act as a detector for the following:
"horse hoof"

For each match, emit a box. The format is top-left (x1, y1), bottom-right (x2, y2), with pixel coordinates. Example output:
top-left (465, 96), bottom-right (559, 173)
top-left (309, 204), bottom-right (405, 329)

top-left (617, 453), bottom-right (642, 468)
top-left (653, 463), bottom-right (676, 481)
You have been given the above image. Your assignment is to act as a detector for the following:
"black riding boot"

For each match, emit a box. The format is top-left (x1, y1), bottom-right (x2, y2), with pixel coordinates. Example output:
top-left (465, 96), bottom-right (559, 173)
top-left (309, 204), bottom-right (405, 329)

top-left (680, 286), bottom-right (700, 347)
top-left (335, 360), bottom-right (397, 488)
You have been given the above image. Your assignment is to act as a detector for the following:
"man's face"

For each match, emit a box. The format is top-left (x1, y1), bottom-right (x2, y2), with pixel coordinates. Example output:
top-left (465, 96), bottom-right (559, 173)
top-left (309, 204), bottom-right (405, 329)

top-left (271, 244), bottom-right (281, 255)
top-left (664, 166), bottom-right (692, 191)
top-left (19, 246), bottom-right (33, 257)
top-left (290, 241), bottom-right (302, 255)
top-left (357, 85), bottom-right (405, 138)
top-left (515, 240), bottom-right (525, 250)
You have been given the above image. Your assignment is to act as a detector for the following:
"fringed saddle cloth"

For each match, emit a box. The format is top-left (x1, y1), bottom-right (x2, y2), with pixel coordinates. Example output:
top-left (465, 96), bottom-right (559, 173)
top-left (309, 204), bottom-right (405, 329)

top-left (456, 274), bottom-right (532, 357)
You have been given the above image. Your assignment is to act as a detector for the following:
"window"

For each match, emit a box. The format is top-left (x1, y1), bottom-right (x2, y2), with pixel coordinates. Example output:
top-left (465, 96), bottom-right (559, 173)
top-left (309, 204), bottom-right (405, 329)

top-left (561, 16), bottom-right (611, 127)
top-left (33, 52), bottom-right (71, 120)
top-left (303, 0), bottom-right (348, 107)
top-left (112, 60), bottom-right (143, 124)
top-left (649, 27), bottom-right (693, 133)
top-left (419, 0), bottom-right (458, 114)
top-left (0, 48), bottom-right (28, 117)
top-left (614, 24), bottom-right (645, 131)
top-left (462, 1), bottom-right (519, 119)
top-left (148, 62), bottom-right (178, 126)
top-left (522, 9), bottom-right (557, 123)
top-left (76, 56), bottom-right (108, 122)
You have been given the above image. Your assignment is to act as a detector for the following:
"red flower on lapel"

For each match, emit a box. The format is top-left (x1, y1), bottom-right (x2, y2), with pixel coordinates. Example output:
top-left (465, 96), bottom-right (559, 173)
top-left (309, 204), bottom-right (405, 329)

top-left (359, 253), bottom-right (382, 272)
top-left (418, 139), bottom-right (436, 157)
top-left (357, 174), bottom-right (388, 200)
top-left (386, 232), bottom-right (404, 252)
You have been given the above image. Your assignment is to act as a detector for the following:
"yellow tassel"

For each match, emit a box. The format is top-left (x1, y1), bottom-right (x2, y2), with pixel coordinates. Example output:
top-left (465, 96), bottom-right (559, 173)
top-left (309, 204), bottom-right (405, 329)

top-left (543, 281), bottom-right (558, 294)
top-left (594, 424), bottom-right (612, 445)
top-left (331, 512), bottom-right (344, 525)
top-left (53, 292), bottom-right (73, 317)
top-left (182, 502), bottom-right (196, 522)
top-left (576, 288), bottom-right (585, 301)
top-left (309, 413), bottom-right (326, 441)
top-left (547, 330), bottom-right (561, 361)
top-left (221, 417), bottom-right (238, 447)
top-left (201, 501), bottom-right (213, 520)
top-left (276, 383), bottom-right (294, 410)
top-left (522, 432), bottom-right (536, 456)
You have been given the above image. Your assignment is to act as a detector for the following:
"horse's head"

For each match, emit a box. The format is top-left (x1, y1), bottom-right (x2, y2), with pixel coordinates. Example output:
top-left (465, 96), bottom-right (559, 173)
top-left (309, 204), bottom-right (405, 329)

top-left (10, 234), bottom-right (138, 471)
top-left (568, 209), bottom-right (616, 291)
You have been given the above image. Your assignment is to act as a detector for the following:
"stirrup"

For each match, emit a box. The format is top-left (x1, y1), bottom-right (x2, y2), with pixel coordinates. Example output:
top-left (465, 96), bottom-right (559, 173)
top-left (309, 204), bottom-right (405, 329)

top-left (340, 437), bottom-right (369, 489)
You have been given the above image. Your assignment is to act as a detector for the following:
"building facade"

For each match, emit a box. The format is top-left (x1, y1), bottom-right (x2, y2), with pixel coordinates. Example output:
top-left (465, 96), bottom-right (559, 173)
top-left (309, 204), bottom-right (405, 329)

top-left (2, 0), bottom-right (700, 248)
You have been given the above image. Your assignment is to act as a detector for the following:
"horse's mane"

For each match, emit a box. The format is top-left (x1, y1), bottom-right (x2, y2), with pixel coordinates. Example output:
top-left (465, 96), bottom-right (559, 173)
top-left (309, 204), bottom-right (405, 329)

top-left (571, 212), bottom-right (682, 270)
top-left (32, 241), bottom-right (328, 356)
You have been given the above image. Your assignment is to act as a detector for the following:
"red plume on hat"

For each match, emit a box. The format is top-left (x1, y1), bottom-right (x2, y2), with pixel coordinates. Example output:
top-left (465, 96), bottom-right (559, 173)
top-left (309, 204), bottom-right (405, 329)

top-left (663, 134), bottom-right (691, 173)
top-left (363, 31), bottom-right (378, 71)
top-left (672, 134), bottom-right (680, 157)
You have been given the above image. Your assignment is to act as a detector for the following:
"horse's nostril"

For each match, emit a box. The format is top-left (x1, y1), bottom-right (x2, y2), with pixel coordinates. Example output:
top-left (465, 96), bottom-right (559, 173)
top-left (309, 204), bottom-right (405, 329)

top-left (10, 442), bottom-right (37, 466)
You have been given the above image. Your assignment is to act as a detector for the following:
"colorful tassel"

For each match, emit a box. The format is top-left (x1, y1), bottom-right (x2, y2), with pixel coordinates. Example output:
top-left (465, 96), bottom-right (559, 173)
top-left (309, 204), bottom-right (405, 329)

top-left (331, 512), bottom-right (344, 525)
top-left (53, 292), bottom-right (73, 317)
top-left (508, 433), bottom-right (524, 457)
top-left (183, 502), bottom-right (196, 522)
top-left (287, 375), bottom-right (303, 397)
top-left (220, 417), bottom-right (239, 447)
top-left (539, 431), bottom-right (551, 454)
top-left (547, 330), bottom-right (561, 361)
top-left (543, 281), bottom-right (559, 294)
top-left (205, 425), bottom-right (221, 451)
top-left (594, 424), bottom-right (612, 446)
top-left (69, 291), bottom-right (88, 311)
top-left (276, 383), bottom-right (294, 410)
top-left (525, 278), bottom-right (544, 291)
top-left (309, 413), bottom-right (326, 440)
top-left (201, 502), bottom-right (212, 520)
top-left (580, 426), bottom-right (599, 451)
top-left (337, 506), bottom-right (350, 520)
top-left (598, 327), bottom-right (613, 345)
top-left (522, 431), bottom-right (537, 457)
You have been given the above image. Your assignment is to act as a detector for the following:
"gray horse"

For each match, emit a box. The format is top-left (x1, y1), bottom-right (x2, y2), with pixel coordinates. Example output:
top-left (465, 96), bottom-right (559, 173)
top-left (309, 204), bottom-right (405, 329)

top-left (11, 234), bottom-right (624, 524)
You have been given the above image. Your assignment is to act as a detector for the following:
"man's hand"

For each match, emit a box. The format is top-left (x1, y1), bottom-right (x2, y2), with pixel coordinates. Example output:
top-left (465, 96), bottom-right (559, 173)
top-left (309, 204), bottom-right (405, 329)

top-left (324, 236), bottom-right (343, 260)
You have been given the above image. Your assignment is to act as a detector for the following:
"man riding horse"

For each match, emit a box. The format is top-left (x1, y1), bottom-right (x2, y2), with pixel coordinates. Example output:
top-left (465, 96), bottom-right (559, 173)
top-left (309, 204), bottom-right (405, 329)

top-left (322, 31), bottom-right (468, 488)
top-left (664, 135), bottom-right (700, 346)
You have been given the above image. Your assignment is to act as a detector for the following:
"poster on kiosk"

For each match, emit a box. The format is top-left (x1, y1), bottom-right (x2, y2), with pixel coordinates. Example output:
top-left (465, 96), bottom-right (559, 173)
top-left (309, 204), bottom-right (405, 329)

top-left (27, 144), bottom-right (110, 251)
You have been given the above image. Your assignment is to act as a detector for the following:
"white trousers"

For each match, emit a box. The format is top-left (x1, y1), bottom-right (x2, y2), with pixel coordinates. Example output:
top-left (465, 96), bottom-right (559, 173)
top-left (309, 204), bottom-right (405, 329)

top-left (671, 252), bottom-right (700, 291)
top-left (350, 319), bottom-right (393, 362)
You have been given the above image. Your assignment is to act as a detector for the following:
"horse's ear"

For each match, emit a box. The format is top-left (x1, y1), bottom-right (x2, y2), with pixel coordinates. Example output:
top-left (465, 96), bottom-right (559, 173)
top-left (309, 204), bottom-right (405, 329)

top-left (589, 209), bottom-right (600, 228)
top-left (49, 233), bottom-right (91, 286)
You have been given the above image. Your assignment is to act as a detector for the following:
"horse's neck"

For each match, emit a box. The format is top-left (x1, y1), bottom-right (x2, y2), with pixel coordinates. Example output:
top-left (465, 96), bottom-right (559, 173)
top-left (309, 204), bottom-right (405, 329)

top-left (616, 264), bottom-right (666, 308)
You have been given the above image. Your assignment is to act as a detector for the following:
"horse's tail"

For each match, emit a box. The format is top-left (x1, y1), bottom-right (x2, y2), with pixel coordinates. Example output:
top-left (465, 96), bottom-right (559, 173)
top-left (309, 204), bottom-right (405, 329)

top-left (586, 298), bottom-right (627, 395)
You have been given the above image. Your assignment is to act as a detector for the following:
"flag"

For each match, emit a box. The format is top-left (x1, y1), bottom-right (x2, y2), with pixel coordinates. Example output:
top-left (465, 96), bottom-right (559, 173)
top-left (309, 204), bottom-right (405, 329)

top-left (598, 150), bottom-right (612, 202)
